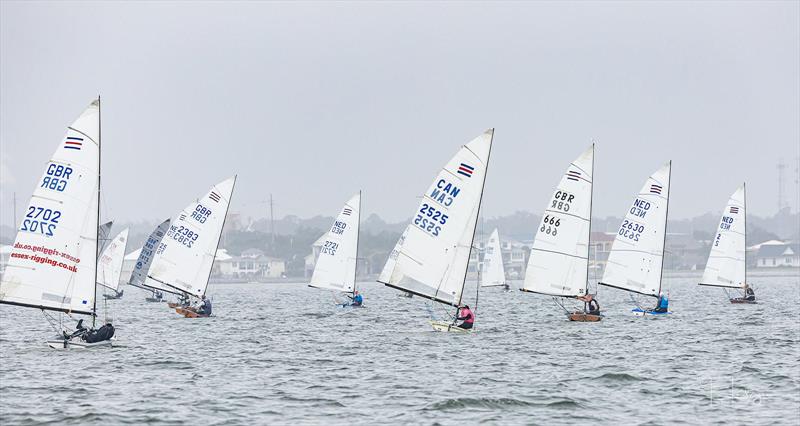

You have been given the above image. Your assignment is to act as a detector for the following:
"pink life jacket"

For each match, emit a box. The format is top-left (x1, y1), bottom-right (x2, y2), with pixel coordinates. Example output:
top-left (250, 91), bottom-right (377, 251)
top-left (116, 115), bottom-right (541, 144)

top-left (459, 308), bottom-right (475, 324)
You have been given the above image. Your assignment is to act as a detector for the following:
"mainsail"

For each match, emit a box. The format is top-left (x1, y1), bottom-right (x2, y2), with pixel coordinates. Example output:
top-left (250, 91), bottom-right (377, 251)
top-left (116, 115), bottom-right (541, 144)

top-left (480, 228), bottom-right (506, 288)
top-left (600, 162), bottom-right (672, 297)
top-left (699, 185), bottom-right (746, 289)
top-left (309, 192), bottom-right (361, 293)
top-left (97, 228), bottom-right (129, 294)
top-left (522, 145), bottom-right (594, 297)
top-left (144, 177), bottom-right (236, 298)
top-left (128, 219), bottom-right (170, 289)
top-left (379, 129), bottom-right (493, 307)
top-left (97, 221), bottom-right (114, 256)
top-left (0, 100), bottom-right (100, 315)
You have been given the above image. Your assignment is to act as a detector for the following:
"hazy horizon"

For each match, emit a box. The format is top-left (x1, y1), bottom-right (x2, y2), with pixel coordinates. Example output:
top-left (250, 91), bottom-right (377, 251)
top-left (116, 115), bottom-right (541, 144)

top-left (2, 2), bottom-right (799, 228)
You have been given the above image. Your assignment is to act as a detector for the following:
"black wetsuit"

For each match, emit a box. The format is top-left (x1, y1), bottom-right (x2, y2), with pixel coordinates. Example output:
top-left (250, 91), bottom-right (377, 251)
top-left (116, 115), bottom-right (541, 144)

top-left (744, 288), bottom-right (755, 301)
top-left (84, 323), bottom-right (115, 343)
top-left (586, 299), bottom-right (600, 316)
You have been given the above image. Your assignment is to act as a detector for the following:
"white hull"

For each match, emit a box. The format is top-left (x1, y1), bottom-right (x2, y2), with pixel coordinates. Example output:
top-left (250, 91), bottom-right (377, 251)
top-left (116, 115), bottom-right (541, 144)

top-left (430, 320), bottom-right (472, 333)
top-left (46, 338), bottom-right (113, 350)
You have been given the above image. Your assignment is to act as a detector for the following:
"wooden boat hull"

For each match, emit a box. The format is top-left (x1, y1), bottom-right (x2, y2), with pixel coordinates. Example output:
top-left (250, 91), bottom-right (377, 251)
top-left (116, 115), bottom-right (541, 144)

top-left (730, 298), bottom-right (757, 304)
top-left (568, 312), bottom-right (602, 322)
top-left (175, 307), bottom-right (209, 318)
top-left (167, 302), bottom-right (180, 309)
top-left (46, 338), bottom-right (113, 350)
top-left (430, 320), bottom-right (472, 333)
top-left (632, 308), bottom-right (671, 317)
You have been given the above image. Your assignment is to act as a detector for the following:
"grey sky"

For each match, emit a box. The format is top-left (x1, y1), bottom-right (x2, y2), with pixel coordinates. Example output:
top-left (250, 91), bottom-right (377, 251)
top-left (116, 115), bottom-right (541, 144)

top-left (1, 1), bottom-right (798, 228)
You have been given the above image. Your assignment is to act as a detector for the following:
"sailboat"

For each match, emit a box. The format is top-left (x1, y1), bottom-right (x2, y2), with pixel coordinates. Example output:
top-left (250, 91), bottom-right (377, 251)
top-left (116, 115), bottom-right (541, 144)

top-left (480, 228), bottom-right (509, 291)
top-left (99, 228), bottom-right (130, 299)
top-left (143, 177), bottom-right (236, 317)
top-left (97, 220), bottom-right (113, 255)
top-left (127, 219), bottom-right (171, 302)
top-left (698, 185), bottom-right (755, 304)
top-left (0, 98), bottom-right (116, 348)
top-left (521, 145), bottom-right (599, 321)
top-left (308, 192), bottom-right (363, 307)
top-left (379, 129), bottom-right (493, 332)
top-left (599, 162), bottom-right (672, 317)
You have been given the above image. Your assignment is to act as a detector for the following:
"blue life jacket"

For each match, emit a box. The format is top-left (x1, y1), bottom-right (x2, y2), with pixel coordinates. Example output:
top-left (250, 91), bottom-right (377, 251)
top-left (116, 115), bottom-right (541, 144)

top-left (658, 296), bottom-right (668, 310)
top-left (353, 294), bottom-right (363, 305)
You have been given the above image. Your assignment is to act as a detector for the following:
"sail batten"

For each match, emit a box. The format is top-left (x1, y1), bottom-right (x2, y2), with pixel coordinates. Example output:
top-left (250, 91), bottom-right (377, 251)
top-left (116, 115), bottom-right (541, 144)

top-left (379, 129), bottom-right (494, 306)
top-left (0, 100), bottom-right (100, 316)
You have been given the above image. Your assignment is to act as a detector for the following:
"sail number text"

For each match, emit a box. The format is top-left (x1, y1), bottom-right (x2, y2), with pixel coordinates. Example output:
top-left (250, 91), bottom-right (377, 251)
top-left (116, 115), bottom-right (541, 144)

top-left (166, 225), bottom-right (199, 248)
top-left (550, 191), bottom-right (575, 213)
top-left (618, 219), bottom-right (645, 242)
top-left (40, 163), bottom-right (73, 192)
top-left (321, 241), bottom-right (338, 255)
top-left (21, 206), bottom-right (61, 237)
top-left (331, 221), bottom-right (347, 235)
top-left (414, 203), bottom-right (448, 237)
top-left (540, 215), bottom-right (561, 236)
top-left (191, 205), bottom-right (212, 223)
top-left (720, 216), bottom-right (734, 230)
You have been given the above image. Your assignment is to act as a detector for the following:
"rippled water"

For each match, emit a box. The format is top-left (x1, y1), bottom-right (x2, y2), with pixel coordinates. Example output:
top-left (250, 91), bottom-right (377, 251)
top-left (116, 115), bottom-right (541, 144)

top-left (1, 272), bottom-right (799, 425)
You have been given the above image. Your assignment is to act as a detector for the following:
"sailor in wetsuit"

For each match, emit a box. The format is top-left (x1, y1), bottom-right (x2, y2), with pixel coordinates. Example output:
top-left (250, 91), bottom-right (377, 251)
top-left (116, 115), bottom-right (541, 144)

top-left (743, 284), bottom-right (755, 301)
top-left (197, 295), bottom-right (212, 316)
top-left (577, 293), bottom-right (600, 316)
top-left (456, 305), bottom-right (475, 329)
top-left (351, 290), bottom-right (363, 307)
top-left (654, 292), bottom-right (669, 313)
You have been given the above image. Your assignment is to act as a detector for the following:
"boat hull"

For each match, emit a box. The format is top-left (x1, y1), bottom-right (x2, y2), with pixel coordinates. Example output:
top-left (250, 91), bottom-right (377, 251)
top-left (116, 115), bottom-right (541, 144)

top-left (175, 307), bottom-right (209, 318)
top-left (568, 312), bottom-right (602, 322)
top-left (145, 297), bottom-right (163, 303)
top-left (430, 320), bottom-right (472, 333)
top-left (46, 339), bottom-right (113, 350)
top-left (730, 298), bottom-right (757, 304)
top-left (632, 308), bottom-right (671, 317)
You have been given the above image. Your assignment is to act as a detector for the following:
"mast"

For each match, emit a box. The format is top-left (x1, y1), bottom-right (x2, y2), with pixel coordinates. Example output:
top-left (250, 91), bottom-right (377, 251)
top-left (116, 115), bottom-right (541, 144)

top-left (585, 143), bottom-right (595, 295)
top-left (456, 128), bottom-right (494, 308)
top-left (743, 182), bottom-right (747, 288)
top-left (202, 175), bottom-right (237, 298)
top-left (657, 160), bottom-right (672, 296)
top-left (93, 95), bottom-right (101, 327)
top-left (352, 190), bottom-right (362, 296)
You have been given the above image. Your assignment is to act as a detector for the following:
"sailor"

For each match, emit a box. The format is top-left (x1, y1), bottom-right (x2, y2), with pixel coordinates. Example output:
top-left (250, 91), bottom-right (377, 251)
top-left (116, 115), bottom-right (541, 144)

top-left (744, 284), bottom-right (755, 301)
top-left (351, 290), bottom-right (363, 307)
top-left (456, 305), bottom-right (475, 329)
top-left (577, 293), bottom-right (600, 316)
top-left (84, 321), bottom-right (115, 343)
top-left (197, 295), bottom-right (212, 316)
top-left (654, 292), bottom-right (669, 313)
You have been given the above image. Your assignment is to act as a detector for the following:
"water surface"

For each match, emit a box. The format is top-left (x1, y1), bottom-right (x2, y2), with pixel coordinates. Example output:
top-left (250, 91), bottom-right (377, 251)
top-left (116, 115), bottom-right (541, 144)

top-left (1, 272), bottom-right (798, 425)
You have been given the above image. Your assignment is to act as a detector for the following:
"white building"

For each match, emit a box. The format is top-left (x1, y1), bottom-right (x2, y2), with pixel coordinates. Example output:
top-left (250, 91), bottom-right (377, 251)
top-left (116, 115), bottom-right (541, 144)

top-left (215, 248), bottom-right (286, 279)
top-left (755, 243), bottom-right (800, 268)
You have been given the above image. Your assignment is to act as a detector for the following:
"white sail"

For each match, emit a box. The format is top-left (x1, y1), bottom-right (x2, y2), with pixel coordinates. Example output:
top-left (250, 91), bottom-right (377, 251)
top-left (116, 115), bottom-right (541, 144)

top-left (97, 221), bottom-right (113, 256)
top-left (145, 177), bottom-right (236, 298)
top-left (700, 185), bottom-right (746, 289)
top-left (379, 129), bottom-right (493, 306)
top-left (600, 162), bottom-right (671, 297)
top-left (0, 100), bottom-right (100, 315)
top-left (309, 193), bottom-right (361, 293)
top-left (522, 146), bottom-right (594, 297)
top-left (128, 219), bottom-right (170, 289)
top-left (480, 228), bottom-right (506, 287)
top-left (97, 228), bottom-right (129, 293)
